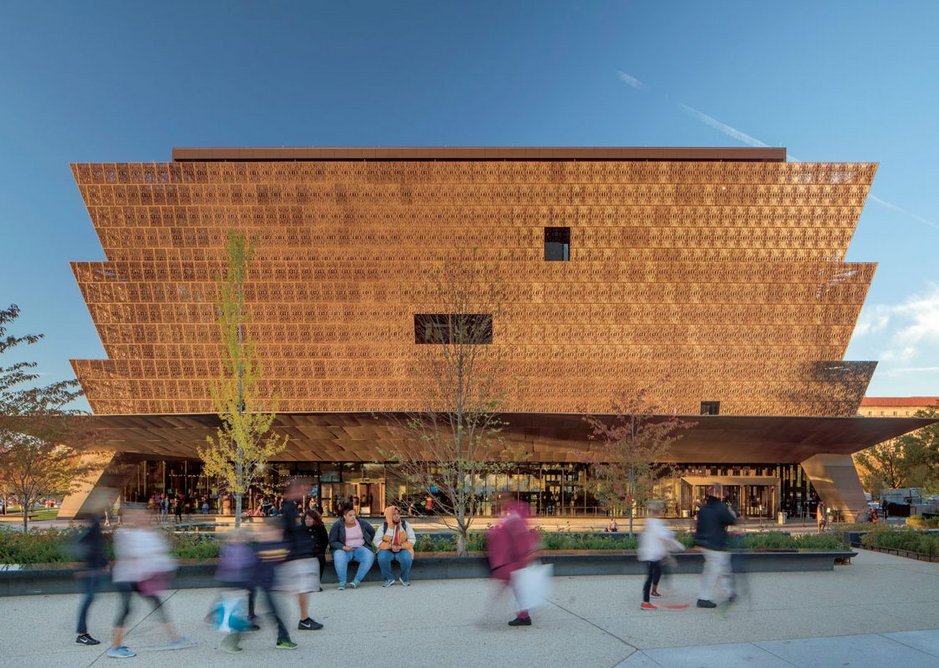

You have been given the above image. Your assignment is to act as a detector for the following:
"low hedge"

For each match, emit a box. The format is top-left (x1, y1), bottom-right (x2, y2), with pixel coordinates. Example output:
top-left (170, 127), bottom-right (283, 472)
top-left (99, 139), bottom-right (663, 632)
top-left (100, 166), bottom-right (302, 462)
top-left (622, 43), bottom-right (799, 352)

top-left (906, 516), bottom-right (939, 529)
top-left (860, 526), bottom-right (939, 556)
top-left (1, 526), bottom-right (850, 566)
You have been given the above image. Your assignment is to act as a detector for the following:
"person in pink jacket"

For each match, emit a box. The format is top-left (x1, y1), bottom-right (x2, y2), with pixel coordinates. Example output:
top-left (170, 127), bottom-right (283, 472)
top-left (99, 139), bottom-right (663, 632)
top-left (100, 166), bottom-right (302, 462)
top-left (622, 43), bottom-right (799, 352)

top-left (486, 493), bottom-right (539, 627)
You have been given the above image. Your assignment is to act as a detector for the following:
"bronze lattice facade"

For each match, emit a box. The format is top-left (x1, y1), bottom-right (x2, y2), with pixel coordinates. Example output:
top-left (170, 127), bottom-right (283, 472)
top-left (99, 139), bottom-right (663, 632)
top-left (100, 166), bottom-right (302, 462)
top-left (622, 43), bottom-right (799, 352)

top-left (63, 147), bottom-right (937, 520)
top-left (72, 147), bottom-right (876, 418)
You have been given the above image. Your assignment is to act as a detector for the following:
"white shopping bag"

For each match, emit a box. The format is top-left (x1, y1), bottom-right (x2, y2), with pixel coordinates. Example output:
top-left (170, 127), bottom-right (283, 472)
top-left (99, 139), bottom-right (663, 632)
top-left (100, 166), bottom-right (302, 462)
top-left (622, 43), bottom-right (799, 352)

top-left (510, 562), bottom-right (553, 610)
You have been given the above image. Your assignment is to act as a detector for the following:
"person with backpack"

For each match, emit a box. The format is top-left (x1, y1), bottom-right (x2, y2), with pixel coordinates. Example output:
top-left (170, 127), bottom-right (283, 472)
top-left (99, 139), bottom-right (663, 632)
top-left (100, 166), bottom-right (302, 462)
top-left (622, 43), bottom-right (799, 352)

top-left (373, 505), bottom-right (416, 587)
top-left (74, 512), bottom-right (108, 646)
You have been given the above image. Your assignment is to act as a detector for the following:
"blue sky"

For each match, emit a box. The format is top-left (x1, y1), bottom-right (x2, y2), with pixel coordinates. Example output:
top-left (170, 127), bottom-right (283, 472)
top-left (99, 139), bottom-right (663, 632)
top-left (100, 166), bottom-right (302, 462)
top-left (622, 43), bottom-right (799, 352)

top-left (1, 1), bottom-right (937, 407)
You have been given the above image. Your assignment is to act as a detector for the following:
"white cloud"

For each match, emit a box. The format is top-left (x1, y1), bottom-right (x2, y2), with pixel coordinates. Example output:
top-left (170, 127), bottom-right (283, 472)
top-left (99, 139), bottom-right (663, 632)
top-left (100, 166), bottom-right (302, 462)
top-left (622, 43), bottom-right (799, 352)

top-left (884, 365), bottom-right (939, 377)
top-left (854, 306), bottom-right (891, 337)
top-left (617, 70), bottom-right (647, 90)
top-left (860, 284), bottom-right (939, 364)
top-left (869, 195), bottom-right (939, 231)
top-left (678, 103), bottom-right (770, 148)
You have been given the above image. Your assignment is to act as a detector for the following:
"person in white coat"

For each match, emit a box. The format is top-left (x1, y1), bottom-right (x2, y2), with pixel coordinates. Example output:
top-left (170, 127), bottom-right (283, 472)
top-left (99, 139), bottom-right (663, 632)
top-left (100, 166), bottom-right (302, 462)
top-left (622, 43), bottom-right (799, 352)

top-left (637, 500), bottom-right (684, 610)
top-left (107, 508), bottom-right (191, 658)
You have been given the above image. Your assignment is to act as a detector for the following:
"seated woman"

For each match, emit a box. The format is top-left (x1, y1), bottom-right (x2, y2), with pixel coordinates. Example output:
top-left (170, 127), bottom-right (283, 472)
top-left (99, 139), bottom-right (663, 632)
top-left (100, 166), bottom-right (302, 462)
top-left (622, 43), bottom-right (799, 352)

top-left (373, 505), bottom-right (416, 587)
top-left (328, 503), bottom-right (375, 589)
top-left (605, 518), bottom-right (618, 533)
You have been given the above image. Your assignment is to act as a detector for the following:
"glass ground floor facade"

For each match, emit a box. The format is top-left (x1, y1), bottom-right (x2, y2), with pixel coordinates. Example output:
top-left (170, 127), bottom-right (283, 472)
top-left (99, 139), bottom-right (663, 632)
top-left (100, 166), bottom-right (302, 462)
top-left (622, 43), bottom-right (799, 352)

top-left (120, 458), bottom-right (823, 520)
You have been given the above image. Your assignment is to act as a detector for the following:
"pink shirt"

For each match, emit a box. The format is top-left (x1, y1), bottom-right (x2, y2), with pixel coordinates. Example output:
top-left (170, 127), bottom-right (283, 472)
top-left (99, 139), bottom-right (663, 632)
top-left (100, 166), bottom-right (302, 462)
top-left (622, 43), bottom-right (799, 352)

top-left (344, 521), bottom-right (365, 548)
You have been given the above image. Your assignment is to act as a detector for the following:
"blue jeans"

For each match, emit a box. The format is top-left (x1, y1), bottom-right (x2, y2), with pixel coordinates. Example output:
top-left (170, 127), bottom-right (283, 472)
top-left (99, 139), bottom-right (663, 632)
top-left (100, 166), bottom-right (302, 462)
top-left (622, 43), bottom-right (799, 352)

top-left (332, 547), bottom-right (374, 585)
top-left (377, 549), bottom-right (413, 582)
top-left (76, 571), bottom-right (102, 634)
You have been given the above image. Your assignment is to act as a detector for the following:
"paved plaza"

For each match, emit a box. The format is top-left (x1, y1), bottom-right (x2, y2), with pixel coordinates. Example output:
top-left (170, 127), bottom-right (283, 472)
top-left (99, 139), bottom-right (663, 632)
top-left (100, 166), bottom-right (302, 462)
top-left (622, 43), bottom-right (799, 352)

top-left (0, 549), bottom-right (937, 667)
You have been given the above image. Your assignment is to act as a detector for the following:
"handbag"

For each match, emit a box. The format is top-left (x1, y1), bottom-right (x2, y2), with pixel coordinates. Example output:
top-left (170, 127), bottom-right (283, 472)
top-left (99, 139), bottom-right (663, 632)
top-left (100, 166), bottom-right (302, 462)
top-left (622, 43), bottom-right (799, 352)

top-left (510, 562), bottom-right (553, 610)
top-left (138, 571), bottom-right (171, 596)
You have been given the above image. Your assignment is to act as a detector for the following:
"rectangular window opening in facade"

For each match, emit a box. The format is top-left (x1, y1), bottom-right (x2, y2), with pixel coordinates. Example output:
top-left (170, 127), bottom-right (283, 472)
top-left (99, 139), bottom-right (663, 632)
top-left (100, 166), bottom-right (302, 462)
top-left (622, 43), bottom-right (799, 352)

top-left (414, 314), bottom-right (493, 344)
top-left (544, 227), bottom-right (570, 261)
top-left (700, 401), bottom-right (720, 416)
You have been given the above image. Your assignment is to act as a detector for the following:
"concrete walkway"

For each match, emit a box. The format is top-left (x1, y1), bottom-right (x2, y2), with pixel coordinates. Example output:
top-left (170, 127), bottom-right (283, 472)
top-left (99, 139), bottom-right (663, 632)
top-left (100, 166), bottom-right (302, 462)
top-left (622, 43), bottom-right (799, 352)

top-left (0, 550), bottom-right (936, 667)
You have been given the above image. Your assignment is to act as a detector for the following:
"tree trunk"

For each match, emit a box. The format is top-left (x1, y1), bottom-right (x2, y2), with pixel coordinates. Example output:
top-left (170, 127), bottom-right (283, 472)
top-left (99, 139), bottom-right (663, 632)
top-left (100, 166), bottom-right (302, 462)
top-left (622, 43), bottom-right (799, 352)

top-left (456, 526), bottom-right (468, 557)
top-left (235, 459), bottom-right (243, 528)
top-left (628, 467), bottom-right (635, 537)
top-left (22, 505), bottom-right (29, 533)
top-left (629, 415), bottom-right (637, 537)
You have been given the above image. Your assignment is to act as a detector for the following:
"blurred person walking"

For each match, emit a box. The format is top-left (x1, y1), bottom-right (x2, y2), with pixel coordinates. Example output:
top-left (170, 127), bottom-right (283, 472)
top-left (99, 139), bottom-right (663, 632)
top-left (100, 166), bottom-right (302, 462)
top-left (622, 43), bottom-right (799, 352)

top-left (637, 500), bottom-right (684, 610)
top-left (279, 480), bottom-right (323, 631)
top-left (213, 529), bottom-right (258, 653)
top-left (374, 504), bottom-right (416, 587)
top-left (328, 502), bottom-right (375, 589)
top-left (74, 510), bottom-right (108, 646)
top-left (486, 493), bottom-right (540, 627)
top-left (693, 489), bottom-right (737, 609)
top-left (252, 519), bottom-right (298, 650)
top-left (107, 508), bottom-right (191, 658)
top-left (303, 509), bottom-right (329, 590)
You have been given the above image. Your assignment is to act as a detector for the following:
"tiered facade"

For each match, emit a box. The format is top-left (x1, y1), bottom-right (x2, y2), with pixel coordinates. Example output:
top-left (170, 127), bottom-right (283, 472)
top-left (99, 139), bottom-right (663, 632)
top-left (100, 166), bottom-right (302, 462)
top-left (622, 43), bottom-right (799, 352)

top-left (72, 147), bottom-right (875, 418)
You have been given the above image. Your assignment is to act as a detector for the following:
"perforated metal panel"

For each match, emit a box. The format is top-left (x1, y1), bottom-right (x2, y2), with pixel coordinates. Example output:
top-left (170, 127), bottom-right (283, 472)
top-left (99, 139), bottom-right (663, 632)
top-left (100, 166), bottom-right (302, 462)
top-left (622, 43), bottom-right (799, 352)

top-left (70, 154), bottom-right (877, 417)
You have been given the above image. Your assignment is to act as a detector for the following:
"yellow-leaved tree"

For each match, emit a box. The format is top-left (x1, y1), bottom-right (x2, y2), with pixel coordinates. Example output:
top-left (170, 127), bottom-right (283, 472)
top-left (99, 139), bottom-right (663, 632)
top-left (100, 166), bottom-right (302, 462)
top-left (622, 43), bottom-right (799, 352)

top-left (198, 232), bottom-right (287, 527)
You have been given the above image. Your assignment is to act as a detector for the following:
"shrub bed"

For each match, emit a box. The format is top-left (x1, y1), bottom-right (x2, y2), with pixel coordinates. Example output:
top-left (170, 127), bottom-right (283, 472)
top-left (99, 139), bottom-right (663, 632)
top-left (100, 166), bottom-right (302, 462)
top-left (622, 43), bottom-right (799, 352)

top-left (860, 526), bottom-right (939, 557)
top-left (905, 516), bottom-right (939, 529)
top-left (2, 526), bottom-right (850, 566)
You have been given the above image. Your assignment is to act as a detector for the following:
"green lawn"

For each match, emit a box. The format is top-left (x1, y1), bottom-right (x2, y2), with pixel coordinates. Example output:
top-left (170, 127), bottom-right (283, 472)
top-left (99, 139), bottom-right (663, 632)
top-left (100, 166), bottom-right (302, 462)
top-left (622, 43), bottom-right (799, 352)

top-left (0, 508), bottom-right (60, 521)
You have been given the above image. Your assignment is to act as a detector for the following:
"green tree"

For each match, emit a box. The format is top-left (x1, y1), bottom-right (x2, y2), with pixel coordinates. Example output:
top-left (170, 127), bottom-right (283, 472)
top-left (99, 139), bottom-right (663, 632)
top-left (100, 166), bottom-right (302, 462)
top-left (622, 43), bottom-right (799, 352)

top-left (854, 408), bottom-right (939, 496)
top-left (899, 407), bottom-right (939, 492)
top-left (584, 388), bottom-right (694, 536)
top-left (197, 232), bottom-right (288, 527)
top-left (0, 304), bottom-right (94, 532)
top-left (853, 440), bottom-right (906, 496)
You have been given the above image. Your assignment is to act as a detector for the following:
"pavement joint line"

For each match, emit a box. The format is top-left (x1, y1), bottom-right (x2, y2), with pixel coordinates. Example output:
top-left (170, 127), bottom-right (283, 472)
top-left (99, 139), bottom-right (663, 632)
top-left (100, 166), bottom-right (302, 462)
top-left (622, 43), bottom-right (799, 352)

top-left (546, 596), bottom-right (641, 653)
top-left (876, 632), bottom-right (939, 660)
top-left (753, 640), bottom-right (803, 667)
top-left (85, 586), bottom-right (182, 665)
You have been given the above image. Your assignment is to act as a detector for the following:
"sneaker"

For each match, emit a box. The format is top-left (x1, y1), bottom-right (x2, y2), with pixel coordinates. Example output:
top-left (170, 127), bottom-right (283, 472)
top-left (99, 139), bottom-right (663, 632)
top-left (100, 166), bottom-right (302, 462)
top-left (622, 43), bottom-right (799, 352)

top-left (156, 636), bottom-right (193, 651)
top-left (696, 599), bottom-right (717, 608)
top-left (106, 646), bottom-right (136, 658)
top-left (298, 618), bottom-right (323, 630)
top-left (640, 602), bottom-right (657, 610)
top-left (220, 635), bottom-right (242, 654)
top-left (337, 582), bottom-right (346, 591)
top-left (383, 579), bottom-right (395, 588)
top-left (507, 616), bottom-right (532, 626)
top-left (350, 580), bottom-right (359, 589)
top-left (276, 639), bottom-right (298, 650)
top-left (399, 578), bottom-right (410, 587)
top-left (650, 591), bottom-right (662, 598)
top-left (76, 633), bottom-right (101, 646)
top-left (248, 622), bottom-right (261, 631)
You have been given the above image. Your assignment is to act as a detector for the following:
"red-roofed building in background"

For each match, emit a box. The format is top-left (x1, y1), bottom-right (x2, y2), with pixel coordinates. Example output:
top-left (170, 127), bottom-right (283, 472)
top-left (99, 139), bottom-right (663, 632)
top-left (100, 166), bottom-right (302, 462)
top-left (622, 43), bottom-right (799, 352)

top-left (860, 397), bottom-right (939, 418)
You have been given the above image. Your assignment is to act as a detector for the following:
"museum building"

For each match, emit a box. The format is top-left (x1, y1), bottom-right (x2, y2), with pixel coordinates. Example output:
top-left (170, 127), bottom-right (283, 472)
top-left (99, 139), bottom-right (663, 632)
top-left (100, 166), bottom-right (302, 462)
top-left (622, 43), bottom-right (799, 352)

top-left (60, 147), bottom-right (935, 520)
